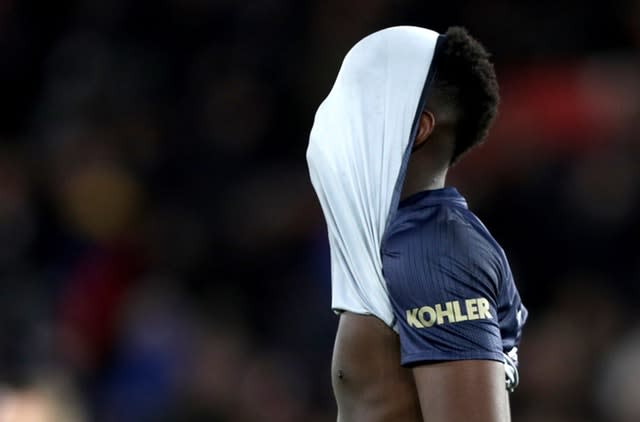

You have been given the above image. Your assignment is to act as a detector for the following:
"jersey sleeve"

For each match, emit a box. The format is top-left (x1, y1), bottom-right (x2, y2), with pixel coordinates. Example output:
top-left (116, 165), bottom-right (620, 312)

top-left (382, 210), bottom-right (506, 366)
top-left (497, 258), bottom-right (528, 359)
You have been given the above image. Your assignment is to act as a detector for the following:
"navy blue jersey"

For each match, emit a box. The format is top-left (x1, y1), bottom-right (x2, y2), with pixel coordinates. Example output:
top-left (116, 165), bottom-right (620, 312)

top-left (382, 187), bottom-right (527, 367)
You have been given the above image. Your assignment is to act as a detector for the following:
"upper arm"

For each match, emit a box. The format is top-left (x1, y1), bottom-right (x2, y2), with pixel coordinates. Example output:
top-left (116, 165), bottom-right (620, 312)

top-left (383, 217), bottom-right (505, 365)
top-left (412, 359), bottom-right (510, 422)
top-left (383, 211), bottom-right (526, 418)
top-left (381, 208), bottom-right (528, 421)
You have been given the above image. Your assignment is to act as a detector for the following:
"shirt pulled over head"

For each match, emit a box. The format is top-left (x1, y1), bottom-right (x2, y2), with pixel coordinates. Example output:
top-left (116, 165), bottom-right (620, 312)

top-left (306, 26), bottom-right (442, 326)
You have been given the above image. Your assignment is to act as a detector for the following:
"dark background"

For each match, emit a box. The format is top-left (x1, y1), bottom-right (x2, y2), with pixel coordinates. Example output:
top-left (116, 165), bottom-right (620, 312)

top-left (0, 1), bottom-right (639, 421)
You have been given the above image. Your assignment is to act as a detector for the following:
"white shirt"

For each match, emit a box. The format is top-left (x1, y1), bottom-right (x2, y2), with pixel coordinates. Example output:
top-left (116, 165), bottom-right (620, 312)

top-left (306, 26), bottom-right (441, 328)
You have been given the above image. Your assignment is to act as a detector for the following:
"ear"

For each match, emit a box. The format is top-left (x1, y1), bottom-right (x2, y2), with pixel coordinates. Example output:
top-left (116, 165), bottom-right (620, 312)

top-left (413, 110), bottom-right (435, 151)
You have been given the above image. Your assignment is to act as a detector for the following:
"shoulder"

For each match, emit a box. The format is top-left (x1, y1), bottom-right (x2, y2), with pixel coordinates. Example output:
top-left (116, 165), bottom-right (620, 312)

top-left (384, 203), bottom-right (494, 259)
top-left (383, 204), bottom-right (504, 296)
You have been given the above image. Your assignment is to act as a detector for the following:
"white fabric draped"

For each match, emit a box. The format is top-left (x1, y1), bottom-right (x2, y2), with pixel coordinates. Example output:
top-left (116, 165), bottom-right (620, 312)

top-left (307, 26), bottom-right (441, 327)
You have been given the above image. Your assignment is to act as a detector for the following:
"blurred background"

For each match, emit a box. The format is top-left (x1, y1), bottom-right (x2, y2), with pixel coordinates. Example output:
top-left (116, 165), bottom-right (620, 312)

top-left (0, 0), bottom-right (639, 421)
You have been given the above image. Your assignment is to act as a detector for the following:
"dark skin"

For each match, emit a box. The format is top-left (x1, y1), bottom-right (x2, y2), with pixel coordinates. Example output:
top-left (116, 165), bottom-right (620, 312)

top-left (332, 110), bottom-right (511, 422)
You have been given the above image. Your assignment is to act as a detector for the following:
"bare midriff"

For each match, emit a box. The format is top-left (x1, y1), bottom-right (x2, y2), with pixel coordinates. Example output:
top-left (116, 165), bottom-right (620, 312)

top-left (332, 312), bottom-right (423, 422)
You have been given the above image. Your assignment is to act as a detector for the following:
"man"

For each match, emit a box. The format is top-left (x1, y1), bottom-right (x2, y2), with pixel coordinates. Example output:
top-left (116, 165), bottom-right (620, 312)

top-left (307, 26), bottom-right (527, 422)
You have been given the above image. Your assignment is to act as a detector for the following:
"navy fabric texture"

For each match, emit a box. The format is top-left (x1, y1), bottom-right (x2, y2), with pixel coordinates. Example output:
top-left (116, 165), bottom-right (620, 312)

top-left (382, 187), bottom-right (527, 366)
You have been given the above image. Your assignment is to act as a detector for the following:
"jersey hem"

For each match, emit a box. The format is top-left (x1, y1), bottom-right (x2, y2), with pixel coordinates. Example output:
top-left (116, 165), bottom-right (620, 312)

top-left (401, 351), bottom-right (505, 367)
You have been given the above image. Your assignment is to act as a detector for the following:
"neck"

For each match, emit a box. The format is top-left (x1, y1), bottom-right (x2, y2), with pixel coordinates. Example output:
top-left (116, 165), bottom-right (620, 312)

top-left (401, 130), bottom-right (454, 199)
top-left (401, 169), bottom-right (447, 199)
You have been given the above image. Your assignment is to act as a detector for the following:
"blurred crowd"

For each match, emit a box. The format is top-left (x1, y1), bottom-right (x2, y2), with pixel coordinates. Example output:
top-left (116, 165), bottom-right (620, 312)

top-left (0, 1), bottom-right (639, 421)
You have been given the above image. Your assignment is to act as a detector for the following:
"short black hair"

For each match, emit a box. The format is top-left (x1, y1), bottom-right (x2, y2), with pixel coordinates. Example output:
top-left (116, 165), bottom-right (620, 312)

top-left (428, 27), bottom-right (499, 164)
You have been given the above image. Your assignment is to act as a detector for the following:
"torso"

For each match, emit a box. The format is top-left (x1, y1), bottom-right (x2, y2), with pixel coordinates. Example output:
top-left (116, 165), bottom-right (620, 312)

top-left (332, 312), bottom-right (422, 422)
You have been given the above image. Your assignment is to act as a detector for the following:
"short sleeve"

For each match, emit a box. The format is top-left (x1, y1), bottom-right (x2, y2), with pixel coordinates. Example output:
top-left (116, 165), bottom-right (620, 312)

top-left (382, 210), bottom-right (505, 366)
top-left (497, 258), bottom-right (528, 356)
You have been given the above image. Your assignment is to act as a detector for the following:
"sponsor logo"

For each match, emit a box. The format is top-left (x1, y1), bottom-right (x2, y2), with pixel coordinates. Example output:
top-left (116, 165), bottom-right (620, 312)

top-left (406, 297), bottom-right (493, 328)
